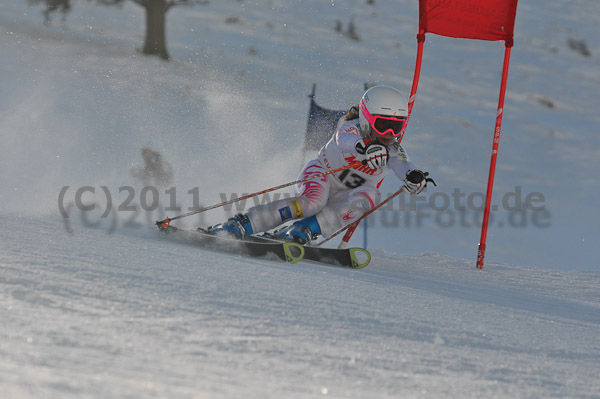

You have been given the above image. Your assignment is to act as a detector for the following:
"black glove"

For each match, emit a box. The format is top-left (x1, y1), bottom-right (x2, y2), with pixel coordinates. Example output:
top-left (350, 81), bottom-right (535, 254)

top-left (403, 170), bottom-right (436, 195)
top-left (355, 139), bottom-right (389, 170)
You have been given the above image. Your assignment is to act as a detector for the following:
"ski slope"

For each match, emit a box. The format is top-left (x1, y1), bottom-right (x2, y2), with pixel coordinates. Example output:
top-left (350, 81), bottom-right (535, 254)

top-left (1, 0), bottom-right (600, 397)
top-left (2, 214), bottom-right (600, 398)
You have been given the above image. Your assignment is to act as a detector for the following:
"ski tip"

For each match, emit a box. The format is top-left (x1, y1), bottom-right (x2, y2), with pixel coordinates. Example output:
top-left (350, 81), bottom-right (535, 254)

top-left (349, 248), bottom-right (371, 269)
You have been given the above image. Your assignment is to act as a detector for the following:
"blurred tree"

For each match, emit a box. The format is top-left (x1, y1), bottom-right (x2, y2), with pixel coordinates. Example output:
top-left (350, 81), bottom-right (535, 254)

top-left (28, 0), bottom-right (209, 60)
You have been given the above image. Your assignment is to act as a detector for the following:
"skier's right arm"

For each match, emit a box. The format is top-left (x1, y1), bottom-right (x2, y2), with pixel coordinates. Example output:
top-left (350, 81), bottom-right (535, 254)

top-left (334, 120), bottom-right (363, 152)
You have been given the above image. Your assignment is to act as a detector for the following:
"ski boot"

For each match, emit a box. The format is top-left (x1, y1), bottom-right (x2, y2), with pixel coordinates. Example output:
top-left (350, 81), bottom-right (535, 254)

top-left (206, 213), bottom-right (253, 239)
top-left (275, 215), bottom-right (322, 245)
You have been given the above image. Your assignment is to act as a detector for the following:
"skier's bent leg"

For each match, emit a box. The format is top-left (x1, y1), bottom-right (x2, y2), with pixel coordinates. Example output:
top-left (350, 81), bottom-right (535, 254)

top-left (247, 160), bottom-right (331, 233)
top-left (246, 195), bottom-right (325, 233)
top-left (314, 185), bottom-right (381, 238)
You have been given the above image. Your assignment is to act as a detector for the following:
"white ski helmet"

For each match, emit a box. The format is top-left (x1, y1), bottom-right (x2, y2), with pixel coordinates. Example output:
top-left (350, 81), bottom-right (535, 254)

top-left (359, 85), bottom-right (409, 141)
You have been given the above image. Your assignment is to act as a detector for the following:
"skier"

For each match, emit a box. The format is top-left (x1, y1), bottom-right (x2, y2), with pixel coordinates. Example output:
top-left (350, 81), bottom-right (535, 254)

top-left (130, 147), bottom-right (174, 188)
top-left (208, 85), bottom-right (434, 244)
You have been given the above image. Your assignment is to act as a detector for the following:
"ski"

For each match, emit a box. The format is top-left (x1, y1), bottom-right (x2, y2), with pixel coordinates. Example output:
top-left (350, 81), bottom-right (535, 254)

top-left (157, 226), bottom-right (305, 264)
top-left (302, 245), bottom-right (371, 269)
top-left (252, 234), bottom-right (371, 269)
top-left (157, 226), bottom-right (370, 268)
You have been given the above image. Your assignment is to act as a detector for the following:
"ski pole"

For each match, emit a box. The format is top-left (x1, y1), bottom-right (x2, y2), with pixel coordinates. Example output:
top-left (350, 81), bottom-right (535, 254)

top-left (156, 160), bottom-right (364, 228)
top-left (337, 221), bottom-right (361, 249)
top-left (317, 187), bottom-right (405, 248)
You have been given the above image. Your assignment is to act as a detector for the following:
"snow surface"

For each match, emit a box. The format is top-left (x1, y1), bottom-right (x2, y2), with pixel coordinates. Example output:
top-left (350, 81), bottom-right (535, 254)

top-left (2, 214), bottom-right (600, 398)
top-left (1, 0), bottom-right (600, 398)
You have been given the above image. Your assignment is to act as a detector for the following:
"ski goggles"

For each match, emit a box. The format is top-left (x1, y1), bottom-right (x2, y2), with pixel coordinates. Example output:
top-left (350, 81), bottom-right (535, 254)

top-left (360, 100), bottom-right (407, 137)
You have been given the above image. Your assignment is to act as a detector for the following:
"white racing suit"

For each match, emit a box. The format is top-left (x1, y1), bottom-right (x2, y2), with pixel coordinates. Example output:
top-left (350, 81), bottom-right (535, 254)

top-left (247, 118), bottom-right (417, 238)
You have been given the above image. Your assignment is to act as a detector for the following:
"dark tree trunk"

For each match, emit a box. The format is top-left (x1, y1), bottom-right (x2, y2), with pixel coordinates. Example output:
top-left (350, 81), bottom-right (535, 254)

top-left (142, 0), bottom-right (170, 60)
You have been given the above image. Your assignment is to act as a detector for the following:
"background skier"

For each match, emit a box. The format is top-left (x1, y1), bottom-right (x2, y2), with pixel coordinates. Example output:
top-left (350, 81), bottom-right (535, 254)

top-left (130, 147), bottom-right (174, 188)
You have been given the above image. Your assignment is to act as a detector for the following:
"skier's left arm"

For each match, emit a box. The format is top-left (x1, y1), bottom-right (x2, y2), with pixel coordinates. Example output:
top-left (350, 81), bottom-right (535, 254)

top-left (388, 145), bottom-right (436, 195)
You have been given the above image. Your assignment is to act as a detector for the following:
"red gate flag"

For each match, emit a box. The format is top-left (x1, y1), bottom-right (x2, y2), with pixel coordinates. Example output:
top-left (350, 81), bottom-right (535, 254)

top-left (407, 0), bottom-right (519, 269)
top-left (419, 0), bottom-right (518, 44)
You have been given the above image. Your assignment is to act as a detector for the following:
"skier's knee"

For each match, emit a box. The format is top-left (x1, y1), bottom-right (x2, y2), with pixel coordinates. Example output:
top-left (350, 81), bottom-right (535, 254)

top-left (350, 188), bottom-right (380, 212)
top-left (296, 196), bottom-right (326, 218)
